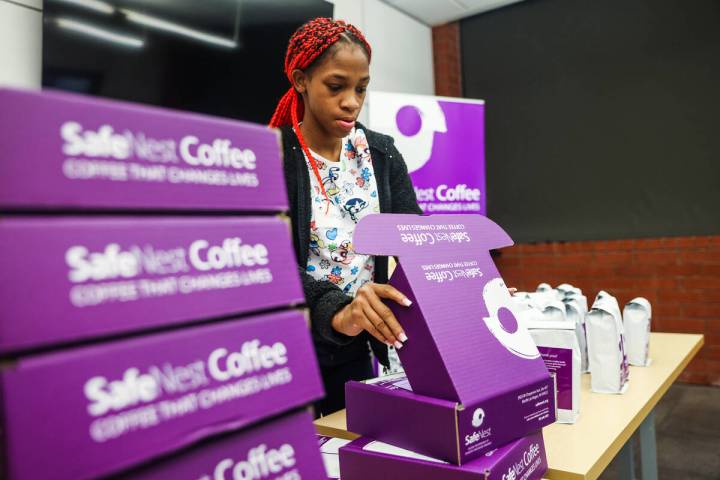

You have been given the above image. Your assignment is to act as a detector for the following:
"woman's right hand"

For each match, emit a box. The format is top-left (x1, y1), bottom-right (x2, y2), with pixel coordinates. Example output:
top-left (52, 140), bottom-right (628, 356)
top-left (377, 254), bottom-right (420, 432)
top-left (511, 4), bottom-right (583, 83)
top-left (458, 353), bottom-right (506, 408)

top-left (331, 283), bottom-right (412, 349)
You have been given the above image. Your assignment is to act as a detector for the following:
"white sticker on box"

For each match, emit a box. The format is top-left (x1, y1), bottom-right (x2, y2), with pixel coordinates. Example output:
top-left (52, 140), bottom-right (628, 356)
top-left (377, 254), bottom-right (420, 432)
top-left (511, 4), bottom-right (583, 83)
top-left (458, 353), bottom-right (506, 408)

top-left (363, 440), bottom-right (448, 464)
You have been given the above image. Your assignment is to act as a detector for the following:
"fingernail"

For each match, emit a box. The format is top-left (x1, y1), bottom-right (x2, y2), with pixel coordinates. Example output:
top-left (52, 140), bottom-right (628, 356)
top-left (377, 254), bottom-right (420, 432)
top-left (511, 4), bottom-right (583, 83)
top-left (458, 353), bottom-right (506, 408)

top-left (402, 297), bottom-right (412, 307)
top-left (394, 341), bottom-right (403, 349)
top-left (399, 332), bottom-right (408, 343)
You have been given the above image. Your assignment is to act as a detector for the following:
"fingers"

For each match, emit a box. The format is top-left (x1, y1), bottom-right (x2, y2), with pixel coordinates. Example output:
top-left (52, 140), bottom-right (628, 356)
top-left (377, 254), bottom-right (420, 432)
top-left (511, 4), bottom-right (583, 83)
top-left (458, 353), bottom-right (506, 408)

top-left (367, 294), bottom-right (407, 347)
top-left (353, 305), bottom-right (393, 346)
top-left (508, 287), bottom-right (518, 294)
top-left (372, 283), bottom-right (412, 307)
top-left (361, 302), bottom-right (403, 349)
top-left (352, 283), bottom-right (413, 348)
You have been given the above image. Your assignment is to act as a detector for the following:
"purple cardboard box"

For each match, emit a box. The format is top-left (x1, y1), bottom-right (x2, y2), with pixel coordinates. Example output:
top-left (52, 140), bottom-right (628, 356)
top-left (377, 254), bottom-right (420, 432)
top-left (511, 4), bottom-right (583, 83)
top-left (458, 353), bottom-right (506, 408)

top-left (346, 373), bottom-right (554, 465)
top-left (353, 214), bottom-right (551, 404)
top-left (0, 310), bottom-right (324, 480)
top-left (338, 431), bottom-right (548, 480)
top-left (125, 410), bottom-right (327, 480)
top-left (349, 214), bottom-right (556, 464)
top-left (0, 88), bottom-right (287, 212)
top-left (0, 216), bottom-right (303, 353)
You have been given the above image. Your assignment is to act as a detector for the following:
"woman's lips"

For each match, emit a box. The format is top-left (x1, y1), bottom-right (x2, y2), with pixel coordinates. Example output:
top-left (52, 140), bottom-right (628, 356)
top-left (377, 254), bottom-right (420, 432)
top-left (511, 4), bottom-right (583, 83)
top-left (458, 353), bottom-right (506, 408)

top-left (336, 119), bottom-right (355, 130)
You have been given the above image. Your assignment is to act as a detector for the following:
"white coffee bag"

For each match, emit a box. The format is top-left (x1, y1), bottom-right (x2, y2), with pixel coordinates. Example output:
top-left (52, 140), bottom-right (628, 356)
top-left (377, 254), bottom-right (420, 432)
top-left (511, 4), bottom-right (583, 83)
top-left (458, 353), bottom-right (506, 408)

top-left (623, 297), bottom-right (652, 367)
top-left (564, 298), bottom-right (590, 373)
top-left (564, 292), bottom-right (589, 315)
top-left (542, 301), bottom-right (568, 323)
top-left (528, 319), bottom-right (581, 424)
top-left (537, 283), bottom-right (553, 292)
top-left (532, 284), bottom-right (561, 308)
top-left (556, 283), bottom-right (575, 296)
top-left (586, 294), bottom-right (629, 394)
top-left (512, 294), bottom-right (545, 325)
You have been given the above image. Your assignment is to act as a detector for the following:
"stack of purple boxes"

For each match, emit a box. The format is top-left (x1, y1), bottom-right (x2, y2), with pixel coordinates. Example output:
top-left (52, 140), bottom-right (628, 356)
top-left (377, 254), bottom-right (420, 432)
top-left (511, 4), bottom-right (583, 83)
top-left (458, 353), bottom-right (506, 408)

top-left (0, 88), bottom-right (327, 479)
top-left (336, 214), bottom-right (558, 479)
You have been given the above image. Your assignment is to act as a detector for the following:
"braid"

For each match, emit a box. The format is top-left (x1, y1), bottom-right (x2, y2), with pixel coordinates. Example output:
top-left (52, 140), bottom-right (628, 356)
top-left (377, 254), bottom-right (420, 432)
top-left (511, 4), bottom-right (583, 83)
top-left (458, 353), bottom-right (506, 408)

top-left (269, 17), bottom-right (371, 204)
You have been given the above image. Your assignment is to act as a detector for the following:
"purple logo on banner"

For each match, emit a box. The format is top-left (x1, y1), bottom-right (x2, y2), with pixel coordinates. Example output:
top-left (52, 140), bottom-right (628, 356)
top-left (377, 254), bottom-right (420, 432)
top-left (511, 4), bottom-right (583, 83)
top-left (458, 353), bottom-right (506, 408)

top-left (369, 92), bottom-right (486, 214)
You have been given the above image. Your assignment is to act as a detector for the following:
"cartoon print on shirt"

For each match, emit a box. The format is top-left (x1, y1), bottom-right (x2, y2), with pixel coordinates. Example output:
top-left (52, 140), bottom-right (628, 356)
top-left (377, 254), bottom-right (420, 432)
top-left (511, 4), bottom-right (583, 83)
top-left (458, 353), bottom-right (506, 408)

top-left (343, 278), bottom-right (358, 294)
top-left (326, 266), bottom-right (343, 284)
top-left (342, 181), bottom-right (356, 196)
top-left (323, 166), bottom-right (341, 197)
top-left (358, 167), bottom-right (372, 190)
top-left (331, 240), bottom-right (355, 265)
top-left (354, 133), bottom-right (371, 161)
top-left (343, 198), bottom-right (368, 222)
top-left (309, 231), bottom-right (325, 256)
top-left (345, 138), bottom-right (357, 161)
top-left (305, 128), bottom-right (379, 297)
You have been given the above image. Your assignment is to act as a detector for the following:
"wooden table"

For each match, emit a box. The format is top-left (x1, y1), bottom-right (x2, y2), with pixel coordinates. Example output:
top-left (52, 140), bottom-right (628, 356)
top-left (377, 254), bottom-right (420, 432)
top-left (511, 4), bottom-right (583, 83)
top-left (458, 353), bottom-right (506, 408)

top-left (314, 332), bottom-right (704, 480)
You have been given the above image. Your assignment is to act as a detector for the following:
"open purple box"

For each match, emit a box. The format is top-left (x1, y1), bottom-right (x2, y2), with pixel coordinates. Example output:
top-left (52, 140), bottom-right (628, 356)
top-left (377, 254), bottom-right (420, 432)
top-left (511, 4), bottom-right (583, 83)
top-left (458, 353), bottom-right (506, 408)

top-left (0, 88), bottom-right (288, 212)
top-left (347, 214), bottom-right (556, 464)
top-left (338, 430), bottom-right (548, 480)
top-left (0, 309), bottom-right (323, 480)
top-left (0, 216), bottom-right (303, 353)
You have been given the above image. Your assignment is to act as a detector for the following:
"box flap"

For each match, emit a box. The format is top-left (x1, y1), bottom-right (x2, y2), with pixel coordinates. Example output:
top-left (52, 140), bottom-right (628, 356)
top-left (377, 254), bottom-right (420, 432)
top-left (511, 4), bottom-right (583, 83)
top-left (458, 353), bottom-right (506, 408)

top-left (354, 214), bottom-right (549, 405)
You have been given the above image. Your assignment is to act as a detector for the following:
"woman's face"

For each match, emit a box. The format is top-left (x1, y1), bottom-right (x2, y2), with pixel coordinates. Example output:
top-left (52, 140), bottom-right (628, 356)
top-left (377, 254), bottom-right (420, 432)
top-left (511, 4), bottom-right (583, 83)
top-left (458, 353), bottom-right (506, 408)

top-left (293, 43), bottom-right (370, 139)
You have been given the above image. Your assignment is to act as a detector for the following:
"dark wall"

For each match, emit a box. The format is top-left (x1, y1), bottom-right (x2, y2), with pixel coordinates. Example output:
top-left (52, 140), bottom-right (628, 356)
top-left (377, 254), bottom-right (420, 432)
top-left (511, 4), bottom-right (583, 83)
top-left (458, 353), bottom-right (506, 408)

top-left (461, 0), bottom-right (720, 242)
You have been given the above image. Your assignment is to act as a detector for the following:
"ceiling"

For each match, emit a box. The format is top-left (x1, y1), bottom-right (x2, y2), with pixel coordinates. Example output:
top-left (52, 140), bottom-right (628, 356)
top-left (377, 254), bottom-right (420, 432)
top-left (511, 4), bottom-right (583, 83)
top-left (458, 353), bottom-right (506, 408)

top-left (380, 0), bottom-right (525, 26)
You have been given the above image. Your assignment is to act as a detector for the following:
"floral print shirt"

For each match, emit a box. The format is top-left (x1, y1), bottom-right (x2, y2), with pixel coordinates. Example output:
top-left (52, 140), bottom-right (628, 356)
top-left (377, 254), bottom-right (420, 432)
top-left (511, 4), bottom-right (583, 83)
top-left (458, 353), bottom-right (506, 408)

top-left (304, 127), bottom-right (380, 297)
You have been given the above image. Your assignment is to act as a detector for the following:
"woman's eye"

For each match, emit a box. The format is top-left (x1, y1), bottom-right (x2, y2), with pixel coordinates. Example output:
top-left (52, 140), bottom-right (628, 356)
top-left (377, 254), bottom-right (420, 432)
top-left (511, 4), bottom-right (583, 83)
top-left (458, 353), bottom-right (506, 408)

top-left (328, 84), bottom-right (342, 92)
top-left (356, 87), bottom-right (367, 94)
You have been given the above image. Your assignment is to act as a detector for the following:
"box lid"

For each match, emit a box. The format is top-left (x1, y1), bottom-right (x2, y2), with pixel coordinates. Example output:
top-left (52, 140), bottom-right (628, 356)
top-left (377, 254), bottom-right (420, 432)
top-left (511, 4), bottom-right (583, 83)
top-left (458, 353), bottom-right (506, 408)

top-left (354, 214), bottom-right (550, 405)
top-left (340, 431), bottom-right (546, 478)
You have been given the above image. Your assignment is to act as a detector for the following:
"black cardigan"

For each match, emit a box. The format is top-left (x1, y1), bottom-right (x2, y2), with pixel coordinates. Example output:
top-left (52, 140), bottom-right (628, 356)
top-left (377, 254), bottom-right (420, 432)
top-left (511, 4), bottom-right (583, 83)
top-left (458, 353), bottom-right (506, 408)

top-left (280, 123), bottom-right (422, 368)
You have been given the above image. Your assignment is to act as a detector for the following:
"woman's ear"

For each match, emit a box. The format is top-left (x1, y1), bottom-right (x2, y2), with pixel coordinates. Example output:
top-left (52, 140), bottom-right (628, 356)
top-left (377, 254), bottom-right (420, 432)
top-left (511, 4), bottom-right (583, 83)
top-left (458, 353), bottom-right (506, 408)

top-left (291, 69), bottom-right (308, 94)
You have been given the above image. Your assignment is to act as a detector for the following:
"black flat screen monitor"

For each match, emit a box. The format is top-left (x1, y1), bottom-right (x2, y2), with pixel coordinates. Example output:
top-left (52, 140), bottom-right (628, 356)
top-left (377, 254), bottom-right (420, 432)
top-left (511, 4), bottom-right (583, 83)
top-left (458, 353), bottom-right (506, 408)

top-left (43, 0), bottom-right (333, 124)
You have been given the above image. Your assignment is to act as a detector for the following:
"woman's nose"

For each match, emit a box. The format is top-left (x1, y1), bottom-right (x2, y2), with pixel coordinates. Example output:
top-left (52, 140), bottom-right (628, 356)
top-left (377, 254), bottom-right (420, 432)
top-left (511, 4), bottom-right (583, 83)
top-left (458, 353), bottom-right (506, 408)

top-left (340, 94), bottom-right (360, 112)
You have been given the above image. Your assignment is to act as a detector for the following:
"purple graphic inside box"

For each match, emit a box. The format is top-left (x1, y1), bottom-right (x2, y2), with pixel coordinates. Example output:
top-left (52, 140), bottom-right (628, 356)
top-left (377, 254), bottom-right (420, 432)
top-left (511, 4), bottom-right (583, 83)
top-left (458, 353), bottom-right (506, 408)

top-left (353, 214), bottom-right (551, 405)
top-left (0, 310), bottom-right (324, 480)
top-left (0, 88), bottom-right (287, 212)
top-left (125, 410), bottom-right (326, 480)
top-left (338, 431), bottom-right (547, 480)
top-left (0, 216), bottom-right (303, 353)
top-left (539, 347), bottom-right (573, 410)
top-left (346, 373), bottom-right (555, 465)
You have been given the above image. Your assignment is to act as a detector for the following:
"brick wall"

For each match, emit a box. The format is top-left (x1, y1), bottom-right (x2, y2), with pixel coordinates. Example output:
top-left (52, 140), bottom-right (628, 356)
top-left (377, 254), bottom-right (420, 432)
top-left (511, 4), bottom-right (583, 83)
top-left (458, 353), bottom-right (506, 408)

top-left (495, 236), bottom-right (719, 385)
top-left (432, 22), bottom-right (462, 97)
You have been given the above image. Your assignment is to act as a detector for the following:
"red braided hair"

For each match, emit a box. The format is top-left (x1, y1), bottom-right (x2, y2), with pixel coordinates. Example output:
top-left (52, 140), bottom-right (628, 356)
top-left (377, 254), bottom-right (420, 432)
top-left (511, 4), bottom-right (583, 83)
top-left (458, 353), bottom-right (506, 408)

top-left (269, 17), bottom-right (371, 204)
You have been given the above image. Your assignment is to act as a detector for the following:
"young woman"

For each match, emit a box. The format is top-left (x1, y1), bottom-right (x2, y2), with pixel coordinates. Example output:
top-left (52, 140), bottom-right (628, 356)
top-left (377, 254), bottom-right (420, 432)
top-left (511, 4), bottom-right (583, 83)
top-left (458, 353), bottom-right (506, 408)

top-left (269, 17), bottom-right (422, 416)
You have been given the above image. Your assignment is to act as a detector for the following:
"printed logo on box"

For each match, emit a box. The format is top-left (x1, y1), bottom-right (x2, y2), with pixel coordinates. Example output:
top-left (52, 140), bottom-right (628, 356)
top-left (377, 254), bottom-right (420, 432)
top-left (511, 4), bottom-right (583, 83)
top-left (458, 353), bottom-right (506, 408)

top-left (502, 442), bottom-right (543, 480)
top-left (196, 442), bottom-right (298, 480)
top-left (471, 407), bottom-right (485, 428)
top-left (65, 237), bottom-right (271, 308)
top-left (465, 407), bottom-right (492, 448)
top-left (368, 92), bottom-right (486, 214)
top-left (60, 121), bottom-right (261, 188)
top-left (84, 339), bottom-right (291, 443)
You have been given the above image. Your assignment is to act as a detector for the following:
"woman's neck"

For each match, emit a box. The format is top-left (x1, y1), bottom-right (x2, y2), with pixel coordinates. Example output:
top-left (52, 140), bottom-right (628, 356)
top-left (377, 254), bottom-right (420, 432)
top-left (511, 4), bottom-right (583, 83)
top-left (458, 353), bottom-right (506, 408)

top-left (299, 117), bottom-right (342, 162)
